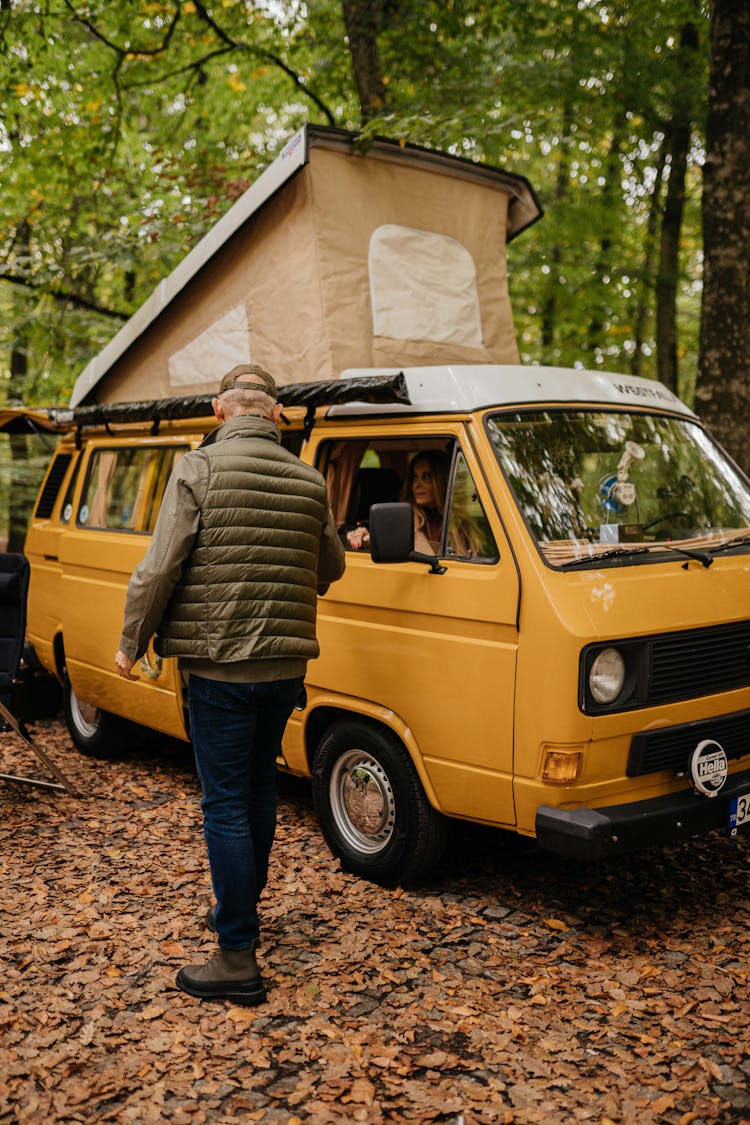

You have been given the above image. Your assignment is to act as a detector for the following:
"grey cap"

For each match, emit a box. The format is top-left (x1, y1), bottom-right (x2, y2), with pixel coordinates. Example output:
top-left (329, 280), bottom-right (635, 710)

top-left (218, 364), bottom-right (277, 400)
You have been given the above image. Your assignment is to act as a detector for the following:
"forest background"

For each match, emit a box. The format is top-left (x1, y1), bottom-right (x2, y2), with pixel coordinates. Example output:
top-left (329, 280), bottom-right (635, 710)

top-left (1, 0), bottom-right (748, 548)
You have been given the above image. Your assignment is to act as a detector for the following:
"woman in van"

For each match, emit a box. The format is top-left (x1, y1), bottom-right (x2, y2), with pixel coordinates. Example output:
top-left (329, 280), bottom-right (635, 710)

top-left (347, 449), bottom-right (483, 558)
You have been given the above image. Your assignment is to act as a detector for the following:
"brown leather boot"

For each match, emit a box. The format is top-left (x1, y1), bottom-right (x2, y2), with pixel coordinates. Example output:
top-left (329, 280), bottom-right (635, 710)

top-left (176, 943), bottom-right (266, 1006)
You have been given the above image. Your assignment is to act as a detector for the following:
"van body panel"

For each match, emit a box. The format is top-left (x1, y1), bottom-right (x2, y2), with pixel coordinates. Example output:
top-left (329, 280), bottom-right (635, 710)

top-left (305, 419), bottom-right (520, 825)
top-left (286, 686), bottom-right (445, 806)
top-left (58, 526), bottom-right (187, 738)
top-left (310, 567), bottom-right (519, 823)
top-left (24, 446), bottom-right (82, 676)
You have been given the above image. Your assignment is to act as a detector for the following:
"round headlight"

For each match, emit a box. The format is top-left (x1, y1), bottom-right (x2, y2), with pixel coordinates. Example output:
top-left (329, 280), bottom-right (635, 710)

top-left (589, 647), bottom-right (626, 704)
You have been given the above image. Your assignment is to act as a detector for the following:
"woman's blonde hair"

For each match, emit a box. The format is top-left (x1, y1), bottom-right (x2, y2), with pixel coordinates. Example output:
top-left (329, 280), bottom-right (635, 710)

top-left (403, 450), bottom-right (451, 521)
top-left (404, 448), bottom-right (490, 559)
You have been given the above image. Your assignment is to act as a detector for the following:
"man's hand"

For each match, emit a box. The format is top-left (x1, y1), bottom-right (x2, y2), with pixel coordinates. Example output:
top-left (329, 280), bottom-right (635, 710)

top-left (115, 650), bottom-right (140, 681)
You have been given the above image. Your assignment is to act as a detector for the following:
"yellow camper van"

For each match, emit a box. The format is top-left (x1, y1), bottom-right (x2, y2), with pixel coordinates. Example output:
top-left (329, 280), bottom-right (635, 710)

top-left (6, 363), bottom-right (750, 884)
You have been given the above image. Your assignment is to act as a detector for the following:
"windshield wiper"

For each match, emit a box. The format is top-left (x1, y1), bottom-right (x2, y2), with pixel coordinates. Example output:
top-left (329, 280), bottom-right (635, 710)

top-left (658, 543), bottom-right (713, 567)
top-left (708, 533), bottom-right (750, 556)
top-left (562, 547), bottom-right (652, 568)
top-left (562, 543), bottom-right (713, 569)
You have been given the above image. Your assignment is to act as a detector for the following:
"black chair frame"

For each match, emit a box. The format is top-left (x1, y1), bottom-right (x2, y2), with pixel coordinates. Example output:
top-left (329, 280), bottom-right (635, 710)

top-left (0, 553), bottom-right (77, 796)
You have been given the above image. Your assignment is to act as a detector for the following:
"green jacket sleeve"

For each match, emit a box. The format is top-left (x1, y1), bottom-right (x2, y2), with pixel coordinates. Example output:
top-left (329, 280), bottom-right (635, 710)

top-left (317, 505), bottom-right (346, 596)
top-left (118, 452), bottom-right (207, 661)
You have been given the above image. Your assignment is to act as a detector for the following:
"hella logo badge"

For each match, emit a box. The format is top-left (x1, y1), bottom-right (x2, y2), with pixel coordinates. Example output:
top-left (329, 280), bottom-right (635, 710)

top-left (690, 739), bottom-right (728, 798)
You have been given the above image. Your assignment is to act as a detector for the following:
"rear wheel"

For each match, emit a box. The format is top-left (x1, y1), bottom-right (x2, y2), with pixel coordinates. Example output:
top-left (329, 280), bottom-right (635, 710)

top-left (63, 675), bottom-right (130, 759)
top-left (311, 719), bottom-right (448, 886)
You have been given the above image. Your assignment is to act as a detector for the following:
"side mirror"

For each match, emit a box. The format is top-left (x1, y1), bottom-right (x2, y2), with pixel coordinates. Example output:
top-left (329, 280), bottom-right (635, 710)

top-left (370, 503), bottom-right (447, 574)
top-left (370, 502), bottom-right (413, 562)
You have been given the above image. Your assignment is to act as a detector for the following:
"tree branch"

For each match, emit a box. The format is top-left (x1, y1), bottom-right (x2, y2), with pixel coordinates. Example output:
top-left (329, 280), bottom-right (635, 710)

top-left (190, 1), bottom-right (336, 125)
top-left (0, 272), bottom-right (130, 320)
top-left (62, 0), bottom-right (181, 58)
top-left (61, 0), bottom-right (336, 125)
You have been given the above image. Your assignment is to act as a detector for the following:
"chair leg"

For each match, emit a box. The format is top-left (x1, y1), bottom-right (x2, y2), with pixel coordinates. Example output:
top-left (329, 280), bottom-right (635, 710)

top-left (0, 700), bottom-right (79, 797)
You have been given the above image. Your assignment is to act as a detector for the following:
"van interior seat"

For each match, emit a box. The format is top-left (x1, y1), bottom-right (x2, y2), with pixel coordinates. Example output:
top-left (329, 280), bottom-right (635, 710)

top-left (347, 467), bottom-right (402, 526)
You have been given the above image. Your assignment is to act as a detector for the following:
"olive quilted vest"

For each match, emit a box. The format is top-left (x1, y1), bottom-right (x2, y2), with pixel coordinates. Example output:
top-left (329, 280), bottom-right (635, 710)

top-left (155, 416), bottom-right (329, 663)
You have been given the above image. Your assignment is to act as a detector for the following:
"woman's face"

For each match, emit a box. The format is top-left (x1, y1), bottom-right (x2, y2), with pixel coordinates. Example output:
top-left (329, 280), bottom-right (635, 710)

top-left (410, 459), bottom-right (436, 508)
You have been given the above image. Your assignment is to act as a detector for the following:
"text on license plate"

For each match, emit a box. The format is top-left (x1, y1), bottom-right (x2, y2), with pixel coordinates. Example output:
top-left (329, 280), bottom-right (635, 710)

top-left (728, 791), bottom-right (750, 832)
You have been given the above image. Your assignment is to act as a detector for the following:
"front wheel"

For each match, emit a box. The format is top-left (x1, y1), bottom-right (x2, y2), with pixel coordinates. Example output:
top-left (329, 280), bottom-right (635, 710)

top-left (311, 719), bottom-right (448, 886)
top-left (63, 675), bottom-right (130, 759)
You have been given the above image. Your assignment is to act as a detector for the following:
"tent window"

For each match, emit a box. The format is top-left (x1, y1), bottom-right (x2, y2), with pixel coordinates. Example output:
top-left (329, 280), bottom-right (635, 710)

top-left (369, 224), bottom-right (483, 347)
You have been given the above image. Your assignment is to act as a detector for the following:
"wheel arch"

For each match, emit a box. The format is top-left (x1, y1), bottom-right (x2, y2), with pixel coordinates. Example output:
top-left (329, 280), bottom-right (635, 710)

top-left (302, 693), bottom-right (444, 814)
top-left (53, 632), bottom-right (66, 681)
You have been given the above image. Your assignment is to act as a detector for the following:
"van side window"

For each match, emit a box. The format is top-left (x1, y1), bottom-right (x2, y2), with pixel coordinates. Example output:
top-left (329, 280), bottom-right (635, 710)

top-left (445, 451), bottom-right (498, 562)
top-left (78, 446), bottom-right (187, 532)
top-left (320, 437), bottom-right (497, 563)
top-left (320, 440), bottom-right (403, 540)
top-left (34, 452), bottom-right (73, 519)
top-left (60, 453), bottom-right (82, 524)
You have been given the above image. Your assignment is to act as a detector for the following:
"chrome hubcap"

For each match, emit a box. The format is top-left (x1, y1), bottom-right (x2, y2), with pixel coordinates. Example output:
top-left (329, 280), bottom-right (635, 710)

top-left (330, 750), bottom-right (395, 854)
top-left (70, 689), bottom-right (101, 739)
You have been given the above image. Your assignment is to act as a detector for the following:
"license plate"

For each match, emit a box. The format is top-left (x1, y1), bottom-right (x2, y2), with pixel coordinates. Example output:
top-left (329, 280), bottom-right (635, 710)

top-left (728, 790), bottom-right (750, 834)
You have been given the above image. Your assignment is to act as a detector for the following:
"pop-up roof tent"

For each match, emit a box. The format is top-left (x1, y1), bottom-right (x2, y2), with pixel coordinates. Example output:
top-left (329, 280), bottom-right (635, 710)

top-left (70, 125), bottom-right (542, 407)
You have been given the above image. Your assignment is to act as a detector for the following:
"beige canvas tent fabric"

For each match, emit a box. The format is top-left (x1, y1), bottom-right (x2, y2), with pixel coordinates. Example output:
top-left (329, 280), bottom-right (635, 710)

top-left (76, 128), bottom-right (540, 405)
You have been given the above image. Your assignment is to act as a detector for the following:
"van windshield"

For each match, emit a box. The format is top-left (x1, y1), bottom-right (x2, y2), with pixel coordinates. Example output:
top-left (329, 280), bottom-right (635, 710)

top-left (486, 410), bottom-right (750, 567)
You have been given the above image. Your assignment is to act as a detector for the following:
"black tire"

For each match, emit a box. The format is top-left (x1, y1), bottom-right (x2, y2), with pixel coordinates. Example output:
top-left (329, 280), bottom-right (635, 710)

top-left (62, 675), bottom-right (131, 759)
top-left (311, 719), bottom-right (448, 886)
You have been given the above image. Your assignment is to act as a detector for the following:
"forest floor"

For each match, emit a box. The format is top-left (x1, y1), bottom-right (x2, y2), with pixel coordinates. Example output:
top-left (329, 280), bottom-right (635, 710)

top-left (1, 719), bottom-right (749, 1125)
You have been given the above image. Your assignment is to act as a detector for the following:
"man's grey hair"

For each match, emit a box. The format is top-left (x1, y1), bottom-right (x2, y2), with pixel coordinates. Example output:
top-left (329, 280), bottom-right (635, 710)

top-left (220, 387), bottom-right (277, 418)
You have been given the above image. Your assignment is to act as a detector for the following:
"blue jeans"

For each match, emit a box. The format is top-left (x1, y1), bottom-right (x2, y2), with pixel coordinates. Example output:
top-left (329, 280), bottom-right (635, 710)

top-left (187, 674), bottom-right (303, 950)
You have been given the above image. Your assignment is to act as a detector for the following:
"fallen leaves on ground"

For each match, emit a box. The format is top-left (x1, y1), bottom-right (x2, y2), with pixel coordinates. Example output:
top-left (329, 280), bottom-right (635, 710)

top-left (1, 720), bottom-right (749, 1125)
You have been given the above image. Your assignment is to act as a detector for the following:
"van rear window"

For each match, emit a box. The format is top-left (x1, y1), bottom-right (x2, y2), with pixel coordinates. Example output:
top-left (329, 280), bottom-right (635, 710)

top-left (77, 446), bottom-right (187, 532)
top-left (34, 453), bottom-right (73, 519)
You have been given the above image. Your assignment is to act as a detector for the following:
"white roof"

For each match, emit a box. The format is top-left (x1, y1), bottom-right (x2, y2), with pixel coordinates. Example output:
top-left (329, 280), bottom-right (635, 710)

top-left (327, 365), bottom-right (697, 417)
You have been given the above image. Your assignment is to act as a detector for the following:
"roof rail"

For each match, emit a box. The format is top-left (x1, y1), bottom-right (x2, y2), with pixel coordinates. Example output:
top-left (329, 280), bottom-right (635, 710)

top-left (36, 372), bottom-right (412, 433)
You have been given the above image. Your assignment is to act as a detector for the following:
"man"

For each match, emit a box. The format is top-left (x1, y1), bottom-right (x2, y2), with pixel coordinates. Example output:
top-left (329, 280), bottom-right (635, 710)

top-left (114, 364), bottom-right (345, 1006)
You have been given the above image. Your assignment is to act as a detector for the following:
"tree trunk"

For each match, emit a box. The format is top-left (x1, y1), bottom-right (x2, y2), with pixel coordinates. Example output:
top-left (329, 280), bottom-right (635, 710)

top-left (540, 104), bottom-right (573, 359)
top-left (655, 22), bottom-right (699, 394)
top-left (341, 0), bottom-right (389, 124)
top-left (587, 116), bottom-right (625, 355)
top-left (7, 355), bottom-right (30, 555)
top-left (655, 130), bottom-right (689, 393)
top-left (631, 143), bottom-right (666, 378)
top-left (7, 222), bottom-right (31, 553)
top-left (696, 0), bottom-right (750, 470)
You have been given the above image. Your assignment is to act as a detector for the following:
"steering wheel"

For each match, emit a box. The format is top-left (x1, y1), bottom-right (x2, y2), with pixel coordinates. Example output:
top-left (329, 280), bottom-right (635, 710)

top-left (642, 510), bottom-right (691, 532)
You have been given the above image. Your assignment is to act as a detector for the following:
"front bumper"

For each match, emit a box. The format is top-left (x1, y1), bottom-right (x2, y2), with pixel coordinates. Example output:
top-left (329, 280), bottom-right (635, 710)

top-left (535, 766), bottom-right (750, 861)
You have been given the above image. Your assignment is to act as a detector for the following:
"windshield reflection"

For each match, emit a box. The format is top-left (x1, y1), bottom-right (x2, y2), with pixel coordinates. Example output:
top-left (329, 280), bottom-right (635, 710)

top-left (486, 410), bottom-right (750, 567)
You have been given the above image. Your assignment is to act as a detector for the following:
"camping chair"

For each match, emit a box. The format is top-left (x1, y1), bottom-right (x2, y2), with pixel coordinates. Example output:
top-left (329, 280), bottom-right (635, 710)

top-left (0, 553), bottom-right (77, 795)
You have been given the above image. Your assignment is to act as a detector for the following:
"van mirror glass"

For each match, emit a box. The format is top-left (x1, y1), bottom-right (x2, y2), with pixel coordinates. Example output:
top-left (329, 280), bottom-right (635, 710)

top-left (370, 502), bottom-right (414, 563)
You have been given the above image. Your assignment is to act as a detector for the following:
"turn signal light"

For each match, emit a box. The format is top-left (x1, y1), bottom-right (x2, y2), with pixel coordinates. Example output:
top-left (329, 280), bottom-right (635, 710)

top-left (541, 748), bottom-right (583, 784)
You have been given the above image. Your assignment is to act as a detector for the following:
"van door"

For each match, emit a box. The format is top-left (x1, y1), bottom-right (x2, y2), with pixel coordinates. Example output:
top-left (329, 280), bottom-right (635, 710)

top-left (307, 422), bottom-right (521, 828)
top-left (0, 412), bottom-right (76, 672)
top-left (59, 436), bottom-right (192, 740)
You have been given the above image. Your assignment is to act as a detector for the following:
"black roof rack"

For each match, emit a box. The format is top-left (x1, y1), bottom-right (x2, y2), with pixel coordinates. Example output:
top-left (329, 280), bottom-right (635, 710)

top-left (36, 372), bottom-right (411, 432)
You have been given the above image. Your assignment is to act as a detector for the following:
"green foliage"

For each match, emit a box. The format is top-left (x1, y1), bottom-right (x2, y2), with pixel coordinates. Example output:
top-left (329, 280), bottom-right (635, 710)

top-left (0, 0), bottom-right (712, 537)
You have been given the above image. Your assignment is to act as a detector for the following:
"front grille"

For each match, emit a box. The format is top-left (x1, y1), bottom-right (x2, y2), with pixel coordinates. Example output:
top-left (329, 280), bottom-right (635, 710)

top-left (628, 707), bottom-right (750, 776)
top-left (581, 619), bottom-right (750, 715)
top-left (650, 620), bottom-right (750, 704)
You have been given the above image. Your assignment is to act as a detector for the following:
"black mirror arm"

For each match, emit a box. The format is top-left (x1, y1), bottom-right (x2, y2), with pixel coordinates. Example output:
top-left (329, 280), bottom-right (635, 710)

top-left (409, 550), bottom-right (447, 574)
